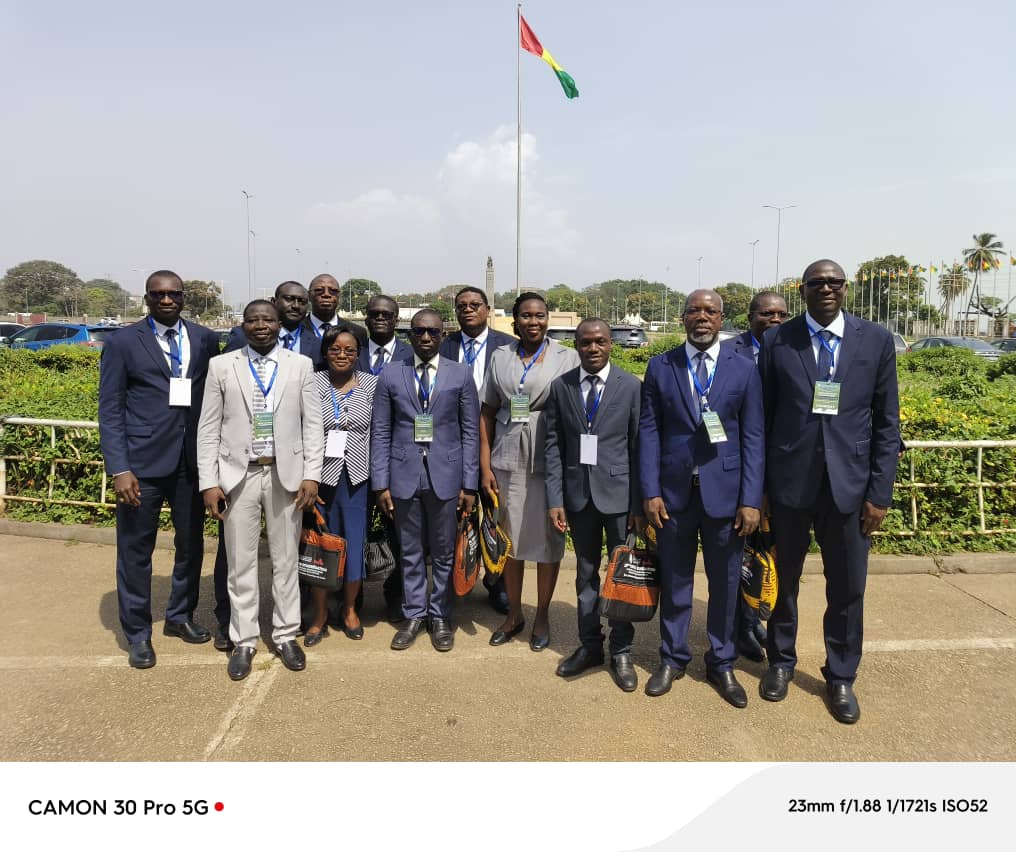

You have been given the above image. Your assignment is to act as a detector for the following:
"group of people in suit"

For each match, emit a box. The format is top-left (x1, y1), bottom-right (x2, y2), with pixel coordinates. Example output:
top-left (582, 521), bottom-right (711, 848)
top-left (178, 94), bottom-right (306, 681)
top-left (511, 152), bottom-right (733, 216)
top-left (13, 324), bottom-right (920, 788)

top-left (98, 258), bottom-right (899, 724)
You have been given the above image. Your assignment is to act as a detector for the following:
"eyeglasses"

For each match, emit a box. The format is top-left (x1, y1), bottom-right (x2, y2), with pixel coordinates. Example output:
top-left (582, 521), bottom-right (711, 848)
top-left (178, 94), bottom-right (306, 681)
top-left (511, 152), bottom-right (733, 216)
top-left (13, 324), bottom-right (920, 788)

top-left (327, 347), bottom-right (359, 357)
top-left (455, 301), bottom-right (486, 312)
top-left (149, 290), bottom-right (184, 301)
top-left (756, 310), bottom-right (789, 318)
top-left (366, 310), bottom-right (395, 320)
top-left (311, 287), bottom-right (341, 296)
top-left (684, 307), bottom-right (721, 317)
top-left (410, 327), bottom-right (443, 338)
top-left (804, 278), bottom-right (847, 291)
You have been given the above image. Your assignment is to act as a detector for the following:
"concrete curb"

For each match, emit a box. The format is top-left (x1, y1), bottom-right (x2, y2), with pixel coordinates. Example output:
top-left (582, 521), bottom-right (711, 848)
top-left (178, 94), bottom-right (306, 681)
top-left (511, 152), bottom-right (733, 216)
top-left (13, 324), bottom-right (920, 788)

top-left (1, 518), bottom-right (1011, 574)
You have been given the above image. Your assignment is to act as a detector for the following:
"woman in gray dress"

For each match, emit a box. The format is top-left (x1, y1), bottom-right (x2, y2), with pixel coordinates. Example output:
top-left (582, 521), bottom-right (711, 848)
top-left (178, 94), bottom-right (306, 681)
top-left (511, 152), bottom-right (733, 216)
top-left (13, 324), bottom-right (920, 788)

top-left (480, 293), bottom-right (580, 651)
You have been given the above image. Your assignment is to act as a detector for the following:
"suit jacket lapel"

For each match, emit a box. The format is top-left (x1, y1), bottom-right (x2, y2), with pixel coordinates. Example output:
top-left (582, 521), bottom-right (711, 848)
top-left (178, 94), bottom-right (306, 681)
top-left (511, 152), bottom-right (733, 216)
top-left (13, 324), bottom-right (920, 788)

top-left (232, 351), bottom-right (255, 417)
top-left (793, 317), bottom-right (819, 385)
top-left (591, 368), bottom-right (622, 431)
top-left (566, 370), bottom-right (587, 430)
top-left (428, 357), bottom-right (447, 407)
top-left (669, 347), bottom-right (697, 423)
top-left (181, 320), bottom-right (201, 378)
top-left (273, 351), bottom-right (290, 406)
top-left (139, 322), bottom-right (172, 380)
top-left (708, 347), bottom-right (734, 406)
top-left (403, 363), bottom-right (423, 413)
top-left (833, 312), bottom-right (862, 381)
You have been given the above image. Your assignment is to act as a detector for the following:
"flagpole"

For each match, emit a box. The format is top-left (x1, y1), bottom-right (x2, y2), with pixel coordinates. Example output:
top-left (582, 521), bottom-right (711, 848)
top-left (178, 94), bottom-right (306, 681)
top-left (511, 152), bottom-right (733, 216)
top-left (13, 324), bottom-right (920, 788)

top-left (515, 3), bottom-right (522, 298)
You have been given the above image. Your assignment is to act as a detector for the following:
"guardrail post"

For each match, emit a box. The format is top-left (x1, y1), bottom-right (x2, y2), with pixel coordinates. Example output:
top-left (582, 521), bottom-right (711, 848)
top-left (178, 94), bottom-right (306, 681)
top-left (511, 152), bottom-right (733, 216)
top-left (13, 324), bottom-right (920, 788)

top-left (909, 451), bottom-right (917, 532)
top-left (976, 446), bottom-right (986, 533)
top-left (47, 425), bottom-right (56, 501)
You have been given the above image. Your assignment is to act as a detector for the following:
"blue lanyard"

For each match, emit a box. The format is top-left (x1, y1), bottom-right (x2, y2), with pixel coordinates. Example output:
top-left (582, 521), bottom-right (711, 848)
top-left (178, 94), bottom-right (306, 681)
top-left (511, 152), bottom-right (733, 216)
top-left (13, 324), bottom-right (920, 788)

top-left (147, 317), bottom-right (184, 369)
top-left (516, 338), bottom-right (548, 391)
top-left (750, 334), bottom-right (761, 351)
top-left (370, 346), bottom-right (388, 375)
top-left (812, 329), bottom-right (841, 378)
top-left (248, 356), bottom-right (278, 398)
top-left (689, 356), bottom-right (716, 410)
top-left (311, 318), bottom-right (334, 339)
top-left (329, 385), bottom-right (356, 426)
top-left (282, 325), bottom-right (302, 350)
top-left (585, 382), bottom-right (604, 431)
top-left (463, 336), bottom-right (487, 366)
top-left (415, 364), bottom-right (437, 409)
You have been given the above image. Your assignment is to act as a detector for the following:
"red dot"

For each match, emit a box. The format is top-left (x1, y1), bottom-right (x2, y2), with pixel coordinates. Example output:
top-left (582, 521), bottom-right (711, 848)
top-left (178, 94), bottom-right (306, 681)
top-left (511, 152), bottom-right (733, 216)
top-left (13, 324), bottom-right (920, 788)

top-left (214, 802), bottom-right (224, 812)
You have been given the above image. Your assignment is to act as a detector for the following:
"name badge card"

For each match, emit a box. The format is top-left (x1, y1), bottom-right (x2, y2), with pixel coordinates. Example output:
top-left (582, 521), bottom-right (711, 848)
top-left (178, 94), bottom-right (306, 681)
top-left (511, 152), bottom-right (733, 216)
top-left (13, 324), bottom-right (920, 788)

top-left (168, 377), bottom-right (192, 407)
top-left (579, 433), bottom-right (598, 465)
top-left (812, 381), bottom-right (841, 415)
top-left (253, 411), bottom-right (274, 438)
top-left (510, 393), bottom-right (531, 423)
top-left (414, 413), bottom-right (434, 443)
top-left (325, 429), bottom-right (348, 459)
top-left (701, 410), bottom-right (728, 444)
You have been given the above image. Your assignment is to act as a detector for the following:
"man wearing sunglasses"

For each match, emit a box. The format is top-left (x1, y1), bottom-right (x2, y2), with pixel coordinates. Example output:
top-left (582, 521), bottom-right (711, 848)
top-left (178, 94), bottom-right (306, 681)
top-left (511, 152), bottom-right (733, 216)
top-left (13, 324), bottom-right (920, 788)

top-left (357, 295), bottom-right (412, 375)
top-left (371, 309), bottom-right (479, 652)
top-left (98, 270), bottom-right (222, 669)
top-left (725, 291), bottom-right (789, 663)
top-left (300, 273), bottom-right (368, 367)
top-left (758, 259), bottom-right (900, 724)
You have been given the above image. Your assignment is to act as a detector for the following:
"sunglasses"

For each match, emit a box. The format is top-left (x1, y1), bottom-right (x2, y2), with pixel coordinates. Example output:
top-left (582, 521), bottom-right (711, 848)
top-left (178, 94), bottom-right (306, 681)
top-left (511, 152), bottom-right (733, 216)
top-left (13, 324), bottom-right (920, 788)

top-left (455, 301), bottom-right (486, 312)
top-left (366, 310), bottom-right (396, 320)
top-left (410, 327), bottom-right (443, 338)
top-left (804, 278), bottom-right (847, 291)
top-left (149, 290), bottom-right (184, 301)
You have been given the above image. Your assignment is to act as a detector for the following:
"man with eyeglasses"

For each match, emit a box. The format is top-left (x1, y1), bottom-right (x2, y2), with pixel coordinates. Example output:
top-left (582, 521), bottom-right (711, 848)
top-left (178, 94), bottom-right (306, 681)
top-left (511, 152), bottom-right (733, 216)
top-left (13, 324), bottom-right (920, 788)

top-left (439, 286), bottom-right (516, 614)
top-left (639, 290), bottom-right (764, 707)
top-left (301, 273), bottom-right (368, 367)
top-left (98, 270), bottom-right (222, 669)
top-left (371, 309), bottom-right (479, 651)
top-left (758, 259), bottom-right (900, 724)
top-left (724, 291), bottom-right (789, 663)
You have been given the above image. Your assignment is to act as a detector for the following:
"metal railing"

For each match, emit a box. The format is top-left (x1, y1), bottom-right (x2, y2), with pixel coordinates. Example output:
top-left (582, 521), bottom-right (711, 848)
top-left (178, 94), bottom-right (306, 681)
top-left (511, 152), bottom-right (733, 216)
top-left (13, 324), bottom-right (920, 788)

top-left (1, 417), bottom-right (1014, 536)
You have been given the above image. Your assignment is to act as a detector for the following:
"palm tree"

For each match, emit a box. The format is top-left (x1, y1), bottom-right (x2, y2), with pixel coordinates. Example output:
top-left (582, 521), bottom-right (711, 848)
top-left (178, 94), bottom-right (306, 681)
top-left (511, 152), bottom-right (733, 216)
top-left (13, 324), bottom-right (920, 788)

top-left (937, 263), bottom-right (970, 331)
top-left (960, 233), bottom-right (1004, 335)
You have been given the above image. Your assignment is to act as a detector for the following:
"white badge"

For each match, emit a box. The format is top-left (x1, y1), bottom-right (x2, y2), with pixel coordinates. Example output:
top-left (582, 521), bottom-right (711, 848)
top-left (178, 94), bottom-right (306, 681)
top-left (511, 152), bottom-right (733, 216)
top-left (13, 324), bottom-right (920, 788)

top-left (168, 377), bottom-right (192, 407)
top-left (812, 381), bottom-right (841, 415)
top-left (579, 433), bottom-right (598, 465)
top-left (325, 429), bottom-right (348, 459)
top-left (701, 410), bottom-right (728, 444)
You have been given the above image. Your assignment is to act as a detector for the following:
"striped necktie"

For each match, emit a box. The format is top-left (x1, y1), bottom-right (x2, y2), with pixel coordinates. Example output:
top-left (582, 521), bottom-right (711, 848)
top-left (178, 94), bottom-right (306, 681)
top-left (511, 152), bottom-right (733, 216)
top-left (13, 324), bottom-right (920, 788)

top-left (252, 357), bottom-right (270, 456)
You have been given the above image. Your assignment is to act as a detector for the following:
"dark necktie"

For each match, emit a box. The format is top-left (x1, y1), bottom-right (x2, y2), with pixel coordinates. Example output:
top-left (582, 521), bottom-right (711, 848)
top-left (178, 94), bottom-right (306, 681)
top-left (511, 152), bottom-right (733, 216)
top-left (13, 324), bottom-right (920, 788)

top-left (320, 321), bottom-right (332, 335)
top-left (465, 338), bottom-right (477, 364)
top-left (817, 329), bottom-right (834, 380)
top-left (165, 328), bottom-right (181, 378)
top-left (281, 332), bottom-right (293, 349)
top-left (418, 363), bottom-right (430, 411)
top-left (373, 347), bottom-right (385, 373)
top-left (695, 351), bottom-right (708, 417)
top-left (584, 375), bottom-right (599, 423)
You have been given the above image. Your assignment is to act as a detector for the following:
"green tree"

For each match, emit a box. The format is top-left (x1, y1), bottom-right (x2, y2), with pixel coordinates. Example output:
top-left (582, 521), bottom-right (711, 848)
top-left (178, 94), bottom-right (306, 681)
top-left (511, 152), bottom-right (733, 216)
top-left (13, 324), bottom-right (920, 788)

top-left (937, 263), bottom-right (971, 328)
top-left (962, 233), bottom-right (1005, 323)
top-left (714, 282), bottom-right (752, 327)
top-left (1, 259), bottom-right (82, 314)
top-left (181, 280), bottom-right (226, 320)
top-left (341, 278), bottom-right (381, 315)
top-left (851, 256), bottom-right (931, 333)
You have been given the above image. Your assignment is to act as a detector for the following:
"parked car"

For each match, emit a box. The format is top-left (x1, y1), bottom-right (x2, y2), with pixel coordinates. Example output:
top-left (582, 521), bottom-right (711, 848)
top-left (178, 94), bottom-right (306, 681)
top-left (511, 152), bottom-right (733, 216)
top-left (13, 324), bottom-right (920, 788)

top-left (0, 322), bottom-right (26, 341)
top-left (546, 326), bottom-right (577, 342)
top-left (990, 338), bottom-right (1016, 353)
top-left (892, 332), bottom-right (909, 354)
top-left (610, 325), bottom-right (649, 348)
top-left (908, 336), bottom-right (1001, 360)
top-left (2, 323), bottom-right (118, 351)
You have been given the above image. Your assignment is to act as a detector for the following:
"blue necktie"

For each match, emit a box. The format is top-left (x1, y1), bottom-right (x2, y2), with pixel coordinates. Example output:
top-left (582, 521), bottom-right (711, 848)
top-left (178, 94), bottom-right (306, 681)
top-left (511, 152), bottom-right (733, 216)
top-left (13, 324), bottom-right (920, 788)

top-left (695, 352), bottom-right (708, 420)
top-left (584, 375), bottom-right (599, 423)
top-left (373, 347), bottom-right (385, 373)
top-left (818, 330), bottom-right (834, 380)
top-left (166, 329), bottom-right (181, 378)
top-left (281, 332), bottom-right (293, 349)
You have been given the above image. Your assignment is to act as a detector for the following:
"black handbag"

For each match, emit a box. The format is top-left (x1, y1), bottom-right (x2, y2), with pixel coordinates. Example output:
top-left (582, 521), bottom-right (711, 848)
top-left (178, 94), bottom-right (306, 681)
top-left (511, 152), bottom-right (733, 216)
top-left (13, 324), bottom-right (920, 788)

top-left (298, 506), bottom-right (347, 590)
top-left (364, 503), bottom-right (398, 584)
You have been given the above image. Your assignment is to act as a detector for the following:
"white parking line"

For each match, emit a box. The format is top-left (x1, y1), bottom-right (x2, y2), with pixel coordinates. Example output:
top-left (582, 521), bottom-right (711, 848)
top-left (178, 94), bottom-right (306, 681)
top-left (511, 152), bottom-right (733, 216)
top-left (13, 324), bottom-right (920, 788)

top-left (203, 665), bottom-right (280, 760)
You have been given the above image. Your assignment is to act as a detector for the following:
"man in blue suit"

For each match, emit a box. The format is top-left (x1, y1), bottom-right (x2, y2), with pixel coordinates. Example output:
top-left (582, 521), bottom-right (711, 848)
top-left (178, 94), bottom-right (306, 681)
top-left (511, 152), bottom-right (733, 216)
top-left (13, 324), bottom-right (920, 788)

top-left (724, 290), bottom-right (788, 662)
top-left (639, 289), bottom-right (764, 706)
top-left (357, 294), bottom-right (413, 374)
top-left (371, 309), bottom-right (480, 652)
top-left (439, 286), bottom-right (515, 614)
top-left (300, 273), bottom-right (368, 367)
top-left (758, 259), bottom-right (900, 724)
top-left (98, 270), bottom-right (221, 668)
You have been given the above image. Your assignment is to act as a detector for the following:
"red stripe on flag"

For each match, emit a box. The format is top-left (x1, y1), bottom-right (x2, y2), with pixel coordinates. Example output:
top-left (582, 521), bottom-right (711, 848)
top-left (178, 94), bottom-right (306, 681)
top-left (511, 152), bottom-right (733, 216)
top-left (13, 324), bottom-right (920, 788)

top-left (519, 14), bottom-right (544, 57)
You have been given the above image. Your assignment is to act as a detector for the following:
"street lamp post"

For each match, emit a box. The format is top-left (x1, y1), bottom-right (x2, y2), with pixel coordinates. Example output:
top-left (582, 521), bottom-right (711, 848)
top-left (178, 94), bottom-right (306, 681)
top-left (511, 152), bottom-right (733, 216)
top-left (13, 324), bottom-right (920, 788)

top-left (242, 190), bottom-right (254, 300)
top-left (762, 204), bottom-right (796, 288)
top-left (749, 239), bottom-right (760, 290)
top-left (697, 256), bottom-right (703, 289)
top-left (249, 230), bottom-right (257, 299)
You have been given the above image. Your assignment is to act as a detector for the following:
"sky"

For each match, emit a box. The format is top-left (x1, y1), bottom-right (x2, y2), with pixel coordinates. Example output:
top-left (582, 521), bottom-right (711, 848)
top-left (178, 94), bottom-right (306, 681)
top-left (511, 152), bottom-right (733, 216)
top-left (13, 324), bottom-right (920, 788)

top-left (3, 0), bottom-right (1015, 308)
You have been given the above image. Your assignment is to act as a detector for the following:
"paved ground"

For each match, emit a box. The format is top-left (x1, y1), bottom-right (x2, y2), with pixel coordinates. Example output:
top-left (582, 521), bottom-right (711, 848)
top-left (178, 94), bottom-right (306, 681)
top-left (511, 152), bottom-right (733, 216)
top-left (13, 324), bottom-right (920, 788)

top-left (1, 532), bottom-right (1014, 762)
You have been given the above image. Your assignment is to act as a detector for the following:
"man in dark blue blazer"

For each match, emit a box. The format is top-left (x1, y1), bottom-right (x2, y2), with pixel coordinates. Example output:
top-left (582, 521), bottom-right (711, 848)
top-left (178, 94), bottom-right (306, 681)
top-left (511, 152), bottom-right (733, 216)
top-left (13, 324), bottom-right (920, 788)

top-left (639, 289), bottom-right (764, 707)
top-left (545, 318), bottom-right (643, 692)
top-left (438, 286), bottom-right (515, 614)
top-left (371, 309), bottom-right (480, 652)
top-left (299, 273), bottom-right (368, 368)
top-left (216, 280), bottom-right (315, 650)
top-left (356, 294), bottom-right (413, 375)
top-left (723, 291), bottom-right (788, 662)
top-left (98, 270), bottom-right (221, 668)
top-left (758, 259), bottom-right (900, 724)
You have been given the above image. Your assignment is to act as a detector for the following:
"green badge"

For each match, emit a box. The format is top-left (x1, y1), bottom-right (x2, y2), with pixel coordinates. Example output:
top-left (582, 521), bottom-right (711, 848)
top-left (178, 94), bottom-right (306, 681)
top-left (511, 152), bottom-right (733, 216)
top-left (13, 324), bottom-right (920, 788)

top-left (253, 411), bottom-right (274, 439)
top-left (414, 413), bottom-right (434, 442)
top-left (812, 381), bottom-right (841, 415)
top-left (701, 410), bottom-right (728, 444)
top-left (510, 393), bottom-right (531, 423)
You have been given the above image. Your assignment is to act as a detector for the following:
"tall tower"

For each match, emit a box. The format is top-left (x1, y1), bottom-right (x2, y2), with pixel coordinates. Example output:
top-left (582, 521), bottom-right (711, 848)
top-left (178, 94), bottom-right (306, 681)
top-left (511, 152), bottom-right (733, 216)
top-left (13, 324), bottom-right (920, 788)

top-left (485, 256), bottom-right (495, 307)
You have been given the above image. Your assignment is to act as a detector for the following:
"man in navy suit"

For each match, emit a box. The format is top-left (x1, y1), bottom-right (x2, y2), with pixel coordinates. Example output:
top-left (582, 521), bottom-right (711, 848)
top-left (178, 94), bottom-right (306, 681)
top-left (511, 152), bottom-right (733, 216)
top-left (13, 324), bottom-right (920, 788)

top-left (439, 286), bottom-right (515, 614)
top-left (371, 309), bottom-right (480, 652)
top-left (758, 259), bottom-right (900, 724)
top-left (216, 280), bottom-right (315, 650)
top-left (357, 294), bottom-right (413, 374)
top-left (639, 289), bottom-right (764, 706)
top-left (724, 291), bottom-right (788, 662)
top-left (98, 270), bottom-right (221, 668)
top-left (300, 274), bottom-right (368, 367)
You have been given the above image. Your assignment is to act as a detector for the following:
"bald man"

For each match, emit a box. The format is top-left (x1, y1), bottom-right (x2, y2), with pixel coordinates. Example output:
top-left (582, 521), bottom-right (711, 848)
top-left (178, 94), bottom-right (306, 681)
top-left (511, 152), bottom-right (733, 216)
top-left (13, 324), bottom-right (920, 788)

top-left (301, 274), bottom-right (368, 367)
top-left (758, 259), bottom-right (900, 724)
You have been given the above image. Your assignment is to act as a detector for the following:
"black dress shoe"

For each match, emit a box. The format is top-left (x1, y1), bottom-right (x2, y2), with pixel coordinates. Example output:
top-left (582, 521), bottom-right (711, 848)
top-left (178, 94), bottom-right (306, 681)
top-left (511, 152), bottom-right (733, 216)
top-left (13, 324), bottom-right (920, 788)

top-left (609, 654), bottom-right (638, 692)
top-left (529, 630), bottom-right (550, 652)
top-left (483, 575), bottom-right (510, 615)
top-left (489, 619), bottom-right (525, 646)
top-left (645, 663), bottom-right (685, 697)
top-left (213, 625), bottom-right (234, 653)
top-left (707, 669), bottom-right (748, 708)
top-left (826, 682), bottom-right (861, 725)
top-left (128, 640), bottom-right (156, 669)
top-left (556, 645), bottom-right (604, 677)
top-left (391, 617), bottom-right (427, 650)
top-left (429, 618), bottom-right (454, 652)
top-left (163, 619), bottom-right (211, 644)
top-left (276, 640), bottom-right (306, 672)
top-left (227, 646), bottom-right (256, 681)
top-left (342, 621), bottom-right (364, 640)
top-left (759, 666), bottom-right (794, 701)
top-left (303, 625), bottom-right (329, 647)
top-left (736, 631), bottom-right (766, 663)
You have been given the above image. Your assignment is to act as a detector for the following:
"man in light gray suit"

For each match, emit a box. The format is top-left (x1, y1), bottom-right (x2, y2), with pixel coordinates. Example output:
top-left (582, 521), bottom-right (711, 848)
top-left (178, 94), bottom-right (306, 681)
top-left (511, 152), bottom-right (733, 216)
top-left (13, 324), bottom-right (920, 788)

top-left (545, 318), bottom-right (643, 692)
top-left (197, 300), bottom-right (323, 681)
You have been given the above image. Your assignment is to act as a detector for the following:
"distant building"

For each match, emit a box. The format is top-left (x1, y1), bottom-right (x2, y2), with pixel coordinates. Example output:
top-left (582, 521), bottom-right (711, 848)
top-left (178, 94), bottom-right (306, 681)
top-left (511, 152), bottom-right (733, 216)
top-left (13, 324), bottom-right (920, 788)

top-left (485, 256), bottom-right (495, 307)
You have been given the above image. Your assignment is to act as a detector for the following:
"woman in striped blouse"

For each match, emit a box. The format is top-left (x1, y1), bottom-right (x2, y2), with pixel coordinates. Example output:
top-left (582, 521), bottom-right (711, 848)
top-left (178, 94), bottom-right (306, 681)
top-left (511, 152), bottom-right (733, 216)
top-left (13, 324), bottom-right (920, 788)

top-left (305, 328), bottom-right (379, 645)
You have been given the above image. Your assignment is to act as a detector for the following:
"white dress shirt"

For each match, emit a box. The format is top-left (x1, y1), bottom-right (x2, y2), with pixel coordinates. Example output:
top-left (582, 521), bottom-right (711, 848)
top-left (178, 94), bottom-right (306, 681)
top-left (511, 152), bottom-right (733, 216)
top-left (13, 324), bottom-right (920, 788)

top-left (459, 328), bottom-right (489, 391)
top-left (684, 340), bottom-right (721, 475)
top-left (368, 337), bottom-right (398, 369)
top-left (150, 318), bottom-right (191, 377)
top-left (805, 310), bottom-right (846, 379)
